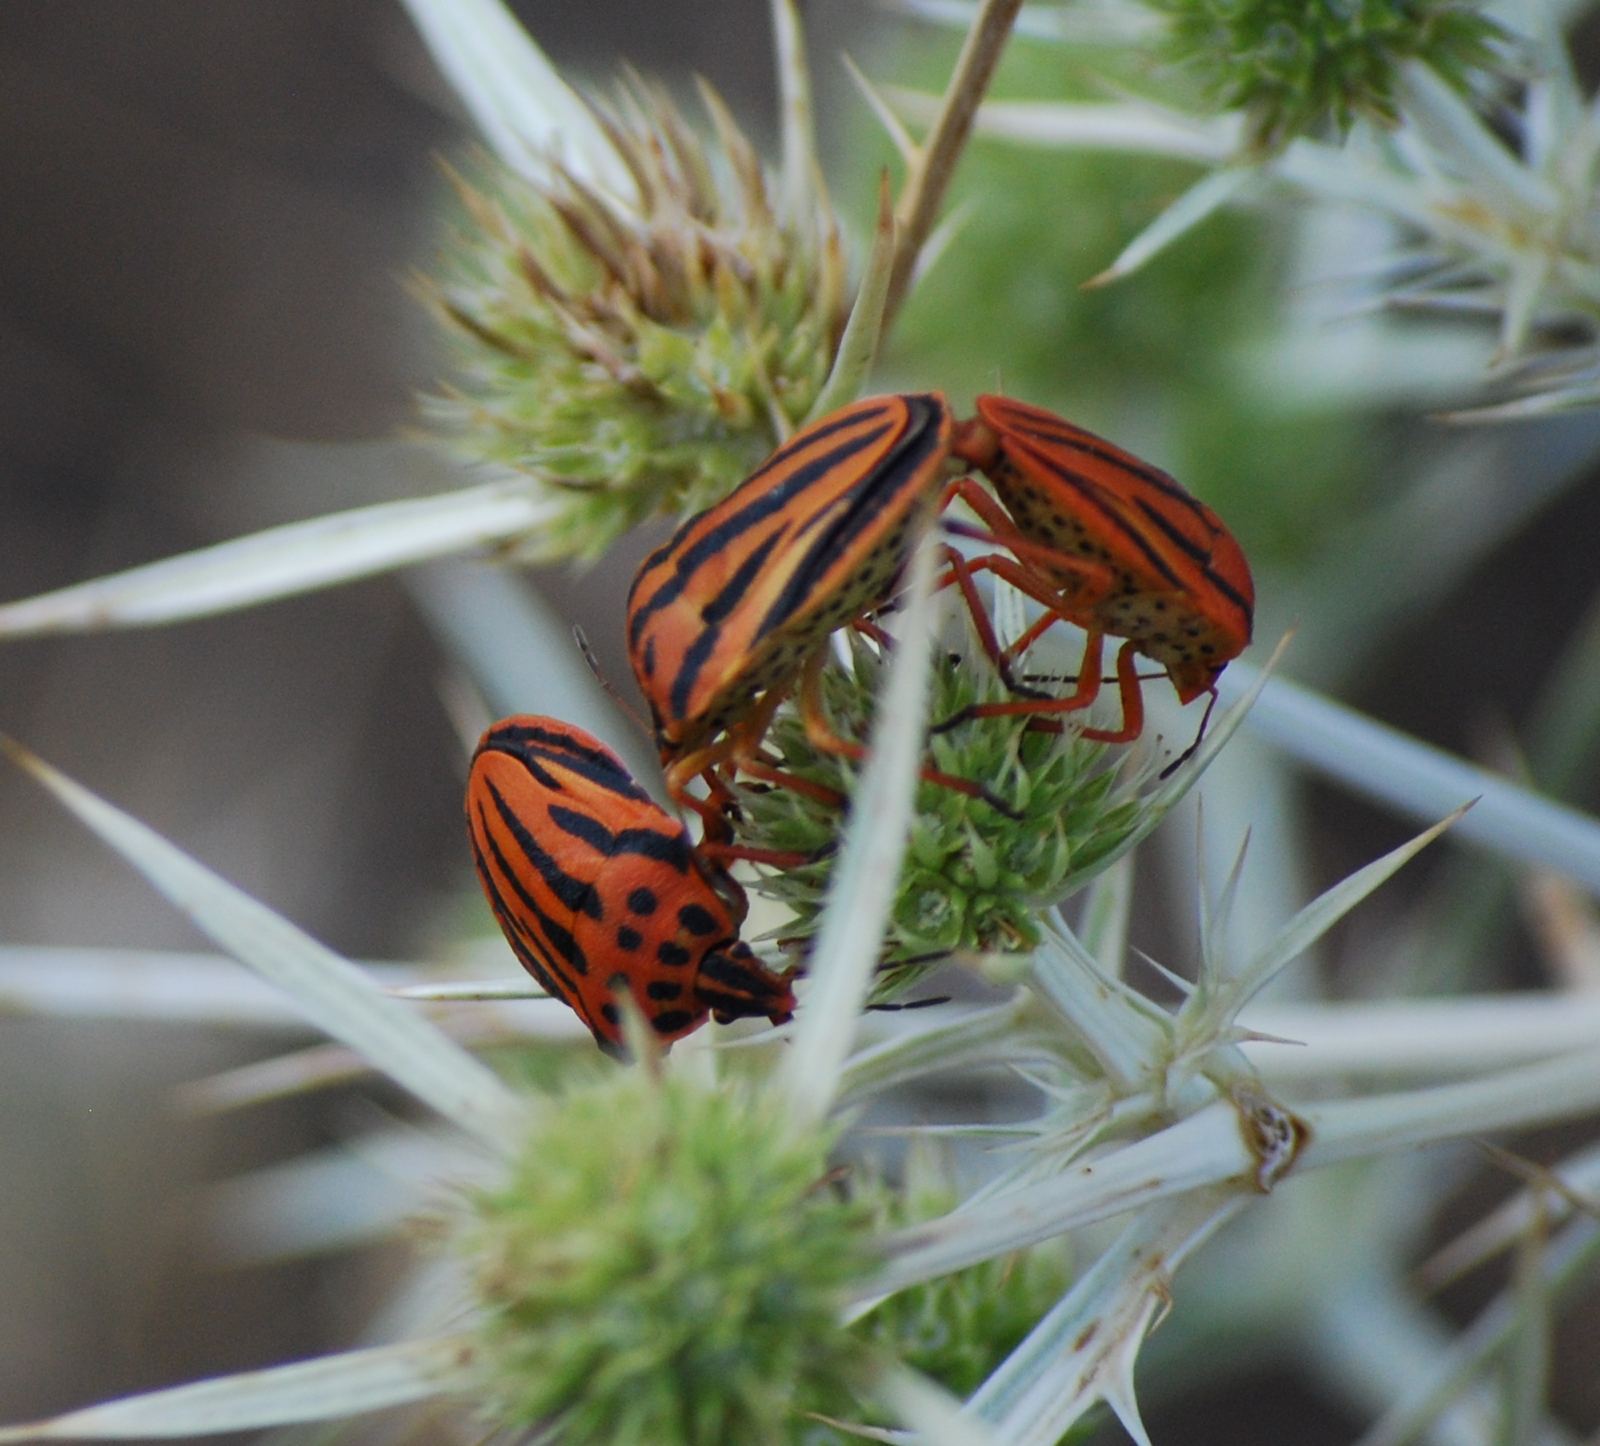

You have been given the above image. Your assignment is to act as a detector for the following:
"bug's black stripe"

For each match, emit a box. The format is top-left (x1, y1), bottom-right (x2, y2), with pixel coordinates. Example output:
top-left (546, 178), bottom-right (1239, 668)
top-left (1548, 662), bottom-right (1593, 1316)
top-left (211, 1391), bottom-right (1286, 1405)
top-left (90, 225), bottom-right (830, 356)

top-left (695, 952), bottom-right (788, 1010)
top-left (485, 780), bottom-right (604, 922)
top-left (469, 823), bottom-right (594, 1032)
top-left (669, 622), bottom-right (725, 726)
top-left (752, 393), bottom-right (947, 640)
top-left (699, 530), bottom-right (785, 628)
top-left (650, 1008), bottom-right (697, 1035)
top-left (662, 530), bottom-right (787, 720)
top-left (546, 802), bottom-right (693, 871)
top-left (1131, 496), bottom-right (1214, 569)
top-left (475, 809), bottom-right (593, 981)
top-left (1010, 414), bottom-right (1201, 511)
top-left (481, 723), bottom-right (652, 805)
top-left (1018, 450), bottom-right (1186, 591)
top-left (626, 407), bottom-right (900, 648)
top-left (1132, 498), bottom-right (1253, 618)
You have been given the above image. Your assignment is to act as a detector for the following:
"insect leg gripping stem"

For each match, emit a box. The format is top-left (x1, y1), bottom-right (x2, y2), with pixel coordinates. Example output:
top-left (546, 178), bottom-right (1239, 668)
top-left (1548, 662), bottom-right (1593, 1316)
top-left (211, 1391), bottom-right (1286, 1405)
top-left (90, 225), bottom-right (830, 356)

top-left (796, 651), bottom-right (1025, 821)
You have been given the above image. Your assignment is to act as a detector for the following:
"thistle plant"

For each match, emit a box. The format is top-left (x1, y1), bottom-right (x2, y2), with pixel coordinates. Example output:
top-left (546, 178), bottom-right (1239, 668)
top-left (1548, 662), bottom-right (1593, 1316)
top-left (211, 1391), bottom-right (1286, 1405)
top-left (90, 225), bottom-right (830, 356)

top-left (7, 1), bottom-right (1600, 1444)
top-left (891, 0), bottom-right (1600, 416)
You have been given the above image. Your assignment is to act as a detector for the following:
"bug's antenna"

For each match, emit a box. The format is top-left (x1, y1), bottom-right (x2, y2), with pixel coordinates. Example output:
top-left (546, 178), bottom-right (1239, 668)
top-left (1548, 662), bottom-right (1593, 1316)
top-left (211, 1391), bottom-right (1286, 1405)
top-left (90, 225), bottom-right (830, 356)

top-left (574, 626), bottom-right (653, 738)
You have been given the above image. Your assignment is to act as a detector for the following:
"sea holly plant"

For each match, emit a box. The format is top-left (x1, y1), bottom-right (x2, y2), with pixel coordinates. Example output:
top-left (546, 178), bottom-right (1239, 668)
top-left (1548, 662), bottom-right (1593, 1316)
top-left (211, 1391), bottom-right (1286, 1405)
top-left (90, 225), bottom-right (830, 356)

top-left (7, 0), bottom-right (1600, 1443)
top-left (889, 0), bottom-right (1600, 416)
top-left (7, 552), bottom-right (1600, 1446)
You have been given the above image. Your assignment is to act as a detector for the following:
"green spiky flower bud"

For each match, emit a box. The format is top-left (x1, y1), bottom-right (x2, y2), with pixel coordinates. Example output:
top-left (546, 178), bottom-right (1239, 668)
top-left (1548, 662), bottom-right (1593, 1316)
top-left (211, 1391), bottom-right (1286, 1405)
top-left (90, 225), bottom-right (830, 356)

top-left (421, 76), bottom-right (847, 561)
top-left (1150, 0), bottom-right (1508, 151)
top-left (734, 634), bottom-right (1150, 991)
top-left (460, 1067), bottom-right (880, 1446)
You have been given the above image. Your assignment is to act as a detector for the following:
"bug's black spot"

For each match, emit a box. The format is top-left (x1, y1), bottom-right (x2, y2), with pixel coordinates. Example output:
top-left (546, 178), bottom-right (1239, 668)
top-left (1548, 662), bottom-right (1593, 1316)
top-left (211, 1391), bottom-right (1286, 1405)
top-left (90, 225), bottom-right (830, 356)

top-left (607, 972), bottom-right (631, 991)
top-left (646, 980), bottom-right (683, 1000)
top-left (600, 1003), bottom-right (621, 1025)
top-left (616, 926), bottom-right (643, 951)
top-left (1201, 643), bottom-right (1216, 655)
top-left (628, 887), bottom-right (658, 915)
top-left (651, 1009), bottom-right (695, 1035)
top-left (657, 941), bottom-right (691, 968)
top-left (678, 903), bottom-right (719, 936)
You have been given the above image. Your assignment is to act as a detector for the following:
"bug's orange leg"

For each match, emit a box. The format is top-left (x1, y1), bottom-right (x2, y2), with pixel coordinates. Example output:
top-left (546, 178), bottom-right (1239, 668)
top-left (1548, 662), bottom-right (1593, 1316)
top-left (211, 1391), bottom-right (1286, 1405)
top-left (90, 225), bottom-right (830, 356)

top-left (697, 840), bottom-right (827, 870)
top-left (851, 615), bottom-right (896, 648)
top-left (1076, 639), bottom-right (1144, 744)
top-left (931, 628), bottom-right (1109, 733)
top-left (733, 756), bottom-right (847, 808)
top-left (796, 651), bottom-right (1025, 820)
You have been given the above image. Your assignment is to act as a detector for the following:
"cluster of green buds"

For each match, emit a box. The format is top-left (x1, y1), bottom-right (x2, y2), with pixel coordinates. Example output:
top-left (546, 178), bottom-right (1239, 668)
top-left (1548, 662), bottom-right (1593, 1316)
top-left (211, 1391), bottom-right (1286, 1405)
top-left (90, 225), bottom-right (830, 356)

top-left (457, 1061), bottom-right (1079, 1445)
top-left (1148, 0), bottom-right (1508, 150)
top-left (460, 1065), bottom-right (878, 1445)
top-left (734, 629), bottom-right (1153, 989)
top-left (421, 74), bottom-right (848, 560)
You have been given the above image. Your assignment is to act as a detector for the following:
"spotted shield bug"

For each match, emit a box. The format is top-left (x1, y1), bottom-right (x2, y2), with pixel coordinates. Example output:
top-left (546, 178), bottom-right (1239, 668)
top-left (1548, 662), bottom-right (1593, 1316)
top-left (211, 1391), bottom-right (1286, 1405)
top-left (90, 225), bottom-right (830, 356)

top-left (466, 715), bottom-right (796, 1056)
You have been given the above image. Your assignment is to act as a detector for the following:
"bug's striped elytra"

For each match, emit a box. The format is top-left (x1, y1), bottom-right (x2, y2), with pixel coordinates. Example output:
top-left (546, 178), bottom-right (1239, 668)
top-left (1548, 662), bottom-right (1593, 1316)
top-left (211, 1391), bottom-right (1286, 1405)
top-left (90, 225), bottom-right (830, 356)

top-left (939, 394), bottom-right (1256, 747)
top-left (466, 715), bottom-right (797, 1056)
top-left (625, 392), bottom-right (956, 821)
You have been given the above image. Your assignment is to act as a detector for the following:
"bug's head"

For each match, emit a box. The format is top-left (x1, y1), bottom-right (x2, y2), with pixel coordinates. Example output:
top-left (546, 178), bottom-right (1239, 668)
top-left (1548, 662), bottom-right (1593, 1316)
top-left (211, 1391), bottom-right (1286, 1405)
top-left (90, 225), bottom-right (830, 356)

top-left (948, 415), bottom-right (1000, 474)
top-left (695, 941), bottom-right (798, 1028)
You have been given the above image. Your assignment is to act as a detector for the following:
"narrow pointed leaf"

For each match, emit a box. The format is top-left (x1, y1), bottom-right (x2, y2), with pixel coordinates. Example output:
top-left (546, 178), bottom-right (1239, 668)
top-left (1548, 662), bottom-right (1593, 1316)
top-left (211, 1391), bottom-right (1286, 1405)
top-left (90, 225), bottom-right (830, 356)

top-left (0, 483), bottom-right (559, 637)
top-left (1218, 663), bottom-right (1600, 895)
top-left (1076, 853), bottom-right (1133, 977)
top-left (868, 1100), bottom-right (1263, 1296)
top-left (845, 54), bottom-right (919, 166)
top-left (777, 541), bottom-right (939, 1125)
top-left (806, 176), bottom-right (896, 422)
top-left (0, 1338), bottom-right (474, 1441)
top-left (877, 1368), bottom-right (994, 1446)
top-left (4, 740), bottom-right (527, 1151)
top-left (1225, 806), bottom-right (1469, 1008)
top-left (1085, 167), bottom-right (1255, 288)
top-left (971, 1190), bottom-right (1244, 1446)
top-left (397, 0), bottom-right (633, 199)
top-left (771, 0), bottom-right (826, 225)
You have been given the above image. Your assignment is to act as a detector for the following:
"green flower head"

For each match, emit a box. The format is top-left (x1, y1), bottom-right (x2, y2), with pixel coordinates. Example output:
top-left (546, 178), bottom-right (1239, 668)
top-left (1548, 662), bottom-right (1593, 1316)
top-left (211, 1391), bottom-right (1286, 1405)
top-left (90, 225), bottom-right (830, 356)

top-left (461, 1068), bottom-right (879, 1446)
top-left (1150, 0), bottom-right (1509, 150)
top-left (422, 75), bottom-right (847, 561)
top-left (734, 633), bottom-right (1151, 994)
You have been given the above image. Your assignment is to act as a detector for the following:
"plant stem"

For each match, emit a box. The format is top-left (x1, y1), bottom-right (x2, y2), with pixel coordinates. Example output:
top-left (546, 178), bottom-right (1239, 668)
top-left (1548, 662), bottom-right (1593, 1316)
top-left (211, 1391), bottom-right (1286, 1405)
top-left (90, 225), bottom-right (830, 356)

top-left (884, 0), bottom-right (1023, 328)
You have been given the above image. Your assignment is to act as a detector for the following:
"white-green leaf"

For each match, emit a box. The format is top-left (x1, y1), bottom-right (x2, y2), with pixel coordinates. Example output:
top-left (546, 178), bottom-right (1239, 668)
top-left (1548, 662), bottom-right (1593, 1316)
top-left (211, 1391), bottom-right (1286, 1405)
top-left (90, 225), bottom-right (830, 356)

top-left (0, 482), bottom-right (558, 637)
top-left (806, 178), bottom-right (896, 422)
top-left (5, 740), bottom-right (528, 1152)
top-left (397, 0), bottom-right (634, 200)
top-left (1219, 807), bottom-right (1467, 1011)
top-left (1219, 663), bottom-right (1600, 896)
top-left (0, 1338), bottom-right (473, 1441)
top-left (1085, 167), bottom-right (1255, 287)
top-left (777, 540), bottom-right (940, 1125)
top-left (971, 1189), bottom-right (1245, 1446)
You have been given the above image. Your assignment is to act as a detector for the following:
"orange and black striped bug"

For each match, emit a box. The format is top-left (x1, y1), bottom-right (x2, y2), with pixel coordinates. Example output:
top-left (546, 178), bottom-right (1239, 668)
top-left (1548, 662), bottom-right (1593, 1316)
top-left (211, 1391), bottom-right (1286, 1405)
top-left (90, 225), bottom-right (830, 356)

top-left (625, 391), bottom-right (1254, 835)
top-left (936, 394), bottom-right (1255, 757)
top-left (466, 715), bottom-right (797, 1057)
top-left (625, 393), bottom-right (1019, 842)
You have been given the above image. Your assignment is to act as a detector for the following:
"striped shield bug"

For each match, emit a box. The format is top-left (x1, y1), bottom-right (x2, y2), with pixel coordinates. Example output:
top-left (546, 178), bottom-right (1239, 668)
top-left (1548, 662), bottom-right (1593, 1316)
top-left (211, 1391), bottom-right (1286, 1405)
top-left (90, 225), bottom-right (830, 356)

top-left (940, 394), bottom-right (1255, 751)
top-left (625, 393), bottom-right (962, 829)
top-left (466, 715), bottom-right (797, 1056)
